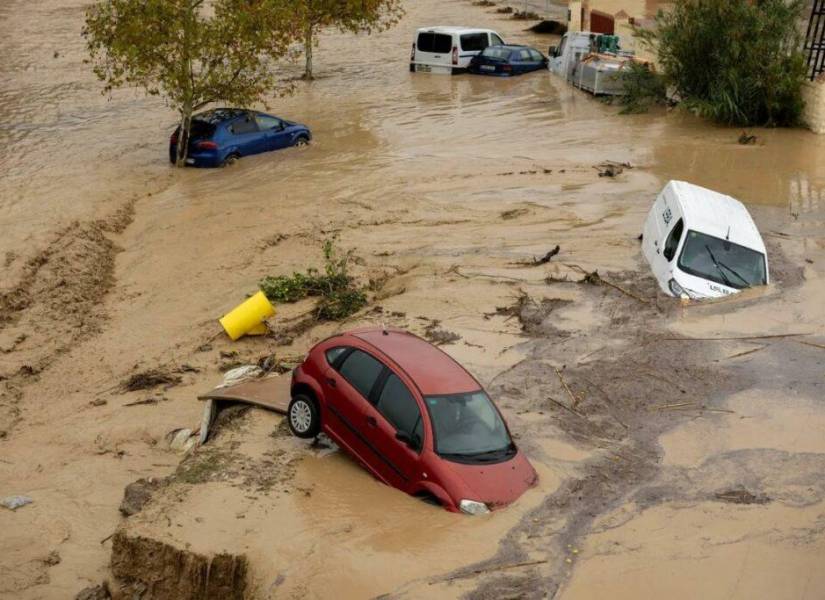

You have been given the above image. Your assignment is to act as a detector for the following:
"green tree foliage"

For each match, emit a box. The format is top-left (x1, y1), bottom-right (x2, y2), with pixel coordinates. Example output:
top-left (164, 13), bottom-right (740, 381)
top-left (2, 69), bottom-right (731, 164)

top-left (293, 0), bottom-right (404, 80)
top-left (640, 0), bottom-right (807, 126)
top-left (83, 0), bottom-right (299, 166)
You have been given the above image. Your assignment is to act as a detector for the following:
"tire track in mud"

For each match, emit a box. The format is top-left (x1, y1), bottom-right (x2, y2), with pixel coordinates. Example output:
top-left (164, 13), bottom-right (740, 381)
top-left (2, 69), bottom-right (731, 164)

top-left (0, 199), bottom-right (137, 438)
top-left (413, 274), bottom-right (754, 599)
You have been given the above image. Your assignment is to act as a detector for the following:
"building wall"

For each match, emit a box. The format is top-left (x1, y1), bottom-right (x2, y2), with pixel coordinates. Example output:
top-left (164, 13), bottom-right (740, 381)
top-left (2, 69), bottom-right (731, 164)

top-left (802, 79), bottom-right (825, 134)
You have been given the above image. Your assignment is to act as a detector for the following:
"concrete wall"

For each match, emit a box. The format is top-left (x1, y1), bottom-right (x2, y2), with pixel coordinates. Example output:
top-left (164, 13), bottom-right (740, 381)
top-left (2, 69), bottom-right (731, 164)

top-left (802, 78), bottom-right (825, 134)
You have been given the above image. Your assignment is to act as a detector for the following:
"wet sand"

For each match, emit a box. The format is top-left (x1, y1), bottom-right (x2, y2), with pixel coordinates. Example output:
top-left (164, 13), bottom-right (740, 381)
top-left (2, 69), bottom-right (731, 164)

top-left (1, 0), bottom-right (825, 598)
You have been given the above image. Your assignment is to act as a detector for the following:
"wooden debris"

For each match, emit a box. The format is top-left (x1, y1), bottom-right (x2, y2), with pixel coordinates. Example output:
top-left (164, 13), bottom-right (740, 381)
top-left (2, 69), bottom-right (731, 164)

top-left (554, 367), bottom-right (584, 409)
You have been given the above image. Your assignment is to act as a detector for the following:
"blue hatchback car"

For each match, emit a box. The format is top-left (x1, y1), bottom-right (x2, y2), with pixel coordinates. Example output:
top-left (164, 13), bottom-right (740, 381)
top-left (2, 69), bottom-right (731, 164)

top-left (468, 45), bottom-right (549, 76)
top-left (169, 108), bottom-right (311, 167)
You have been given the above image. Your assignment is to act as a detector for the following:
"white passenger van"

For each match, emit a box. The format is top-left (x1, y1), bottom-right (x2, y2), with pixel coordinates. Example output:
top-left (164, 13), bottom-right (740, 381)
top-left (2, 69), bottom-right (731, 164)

top-left (642, 181), bottom-right (769, 300)
top-left (410, 27), bottom-right (505, 74)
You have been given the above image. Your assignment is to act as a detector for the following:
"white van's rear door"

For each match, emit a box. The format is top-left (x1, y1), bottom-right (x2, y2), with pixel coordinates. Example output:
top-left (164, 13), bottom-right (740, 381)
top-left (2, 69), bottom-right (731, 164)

top-left (415, 31), bottom-right (454, 72)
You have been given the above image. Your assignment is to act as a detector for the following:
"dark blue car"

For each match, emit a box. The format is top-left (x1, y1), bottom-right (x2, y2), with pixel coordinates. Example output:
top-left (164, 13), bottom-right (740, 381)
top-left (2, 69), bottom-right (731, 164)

top-left (169, 108), bottom-right (311, 167)
top-left (468, 45), bottom-right (549, 76)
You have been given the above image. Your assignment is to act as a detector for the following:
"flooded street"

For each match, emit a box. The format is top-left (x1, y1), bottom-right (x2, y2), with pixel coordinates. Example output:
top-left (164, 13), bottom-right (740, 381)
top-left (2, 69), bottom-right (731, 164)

top-left (2, 0), bottom-right (825, 598)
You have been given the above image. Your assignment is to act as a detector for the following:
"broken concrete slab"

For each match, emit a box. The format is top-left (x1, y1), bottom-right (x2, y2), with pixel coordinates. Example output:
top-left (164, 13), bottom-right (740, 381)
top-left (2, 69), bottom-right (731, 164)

top-left (197, 375), bottom-right (291, 444)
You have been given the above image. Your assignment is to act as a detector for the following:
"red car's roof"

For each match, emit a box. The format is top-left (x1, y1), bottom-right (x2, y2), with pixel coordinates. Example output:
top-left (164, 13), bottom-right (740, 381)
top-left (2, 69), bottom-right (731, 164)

top-left (348, 328), bottom-right (480, 396)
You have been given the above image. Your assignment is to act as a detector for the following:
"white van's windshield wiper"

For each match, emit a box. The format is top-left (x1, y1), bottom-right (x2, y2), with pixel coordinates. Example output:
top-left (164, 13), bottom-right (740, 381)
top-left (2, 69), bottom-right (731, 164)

top-left (705, 245), bottom-right (733, 287)
top-left (716, 260), bottom-right (751, 288)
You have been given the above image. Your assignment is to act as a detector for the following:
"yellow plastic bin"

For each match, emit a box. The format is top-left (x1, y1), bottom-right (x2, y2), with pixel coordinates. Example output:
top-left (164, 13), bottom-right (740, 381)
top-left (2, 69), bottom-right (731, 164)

top-left (220, 291), bottom-right (275, 341)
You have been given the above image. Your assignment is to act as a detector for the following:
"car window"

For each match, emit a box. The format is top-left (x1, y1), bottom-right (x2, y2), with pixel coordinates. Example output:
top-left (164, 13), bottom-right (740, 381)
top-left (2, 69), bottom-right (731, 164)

top-left (325, 346), bottom-right (349, 366)
top-left (417, 32), bottom-right (434, 52)
top-left (189, 120), bottom-right (216, 139)
top-left (376, 373), bottom-right (423, 448)
top-left (255, 114), bottom-right (283, 131)
top-left (663, 218), bottom-right (684, 261)
top-left (517, 49), bottom-right (531, 61)
top-left (417, 32), bottom-right (452, 54)
top-left (432, 33), bottom-right (452, 53)
top-left (460, 33), bottom-right (488, 52)
top-left (679, 230), bottom-right (767, 288)
top-left (229, 115), bottom-right (258, 135)
top-left (556, 36), bottom-right (567, 57)
top-left (490, 33), bottom-right (504, 46)
top-left (338, 350), bottom-right (384, 399)
top-left (529, 49), bottom-right (543, 61)
top-left (482, 46), bottom-right (511, 59)
top-left (425, 391), bottom-right (511, 456)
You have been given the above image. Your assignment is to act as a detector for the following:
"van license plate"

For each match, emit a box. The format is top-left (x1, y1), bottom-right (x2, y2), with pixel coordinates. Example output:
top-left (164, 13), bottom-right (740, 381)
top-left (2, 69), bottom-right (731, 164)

top-left (481, 65), bottom-right (496, 71)
top-left (416, 64), bottom-right (432, 73)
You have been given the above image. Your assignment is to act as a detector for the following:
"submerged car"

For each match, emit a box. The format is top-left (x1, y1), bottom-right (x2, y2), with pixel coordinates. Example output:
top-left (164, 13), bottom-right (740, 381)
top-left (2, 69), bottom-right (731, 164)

top-left (410, 27), bottom-right (506, 74)
top-left (468, 44), bottom-right (549, 76)
top-left (642, 180), bottom-right (769, 300)
top-left (288, 327), bottom-right (537, 514)
top-left (169, 108), bottom-right (311, 167)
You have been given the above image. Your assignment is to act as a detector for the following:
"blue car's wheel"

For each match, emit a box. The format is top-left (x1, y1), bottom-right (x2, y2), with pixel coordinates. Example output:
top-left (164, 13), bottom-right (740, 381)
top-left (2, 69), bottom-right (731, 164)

top-left (295, 135), bottom-right (309, 147)
top-left (221, 153), bottom-right (240, 167)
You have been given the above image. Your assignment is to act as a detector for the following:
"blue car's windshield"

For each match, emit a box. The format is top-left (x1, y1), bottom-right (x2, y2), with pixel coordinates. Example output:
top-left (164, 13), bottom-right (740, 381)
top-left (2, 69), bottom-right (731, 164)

top-left (424, 391), bottom-right (514, 462)
top-left (678, 230), bottom-right (767, 289)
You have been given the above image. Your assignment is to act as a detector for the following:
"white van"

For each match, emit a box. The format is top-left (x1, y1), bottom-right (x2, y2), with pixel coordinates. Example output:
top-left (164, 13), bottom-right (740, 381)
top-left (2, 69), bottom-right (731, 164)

top-left (410, 27), bottom-right (506, 74)
top-left (642, 181), bottom-right (769, 300)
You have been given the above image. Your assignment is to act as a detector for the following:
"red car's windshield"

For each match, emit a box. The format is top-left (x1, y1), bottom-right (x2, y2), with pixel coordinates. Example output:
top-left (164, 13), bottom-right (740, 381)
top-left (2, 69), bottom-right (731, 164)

top-left (424, 391), bottom-right (514, 462)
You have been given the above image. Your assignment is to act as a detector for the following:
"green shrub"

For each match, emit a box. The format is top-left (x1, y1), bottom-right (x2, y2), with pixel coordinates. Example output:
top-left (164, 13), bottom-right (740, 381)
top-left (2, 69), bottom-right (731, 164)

top-left (259, 237), bottom-right (367, 321)
top-left (619, 61), bottom-right (668, 114)
top-left (640, 0), bottom-right (807, 126)
top-left (315, 287), bottom-right (368, 321)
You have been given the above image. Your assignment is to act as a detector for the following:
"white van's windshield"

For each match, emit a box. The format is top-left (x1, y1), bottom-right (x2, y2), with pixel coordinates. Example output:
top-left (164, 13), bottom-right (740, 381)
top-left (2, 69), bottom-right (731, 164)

top-left (678, 230), bottom-right (767, 289)
top-left (425, 391), bottom-right (514, 463)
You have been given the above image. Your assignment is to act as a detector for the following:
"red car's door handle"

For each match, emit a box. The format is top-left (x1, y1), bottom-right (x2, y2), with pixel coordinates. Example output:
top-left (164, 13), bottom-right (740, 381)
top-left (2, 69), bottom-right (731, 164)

top-left (366, 416), bottom-right (377, 428)
top-left (325, 377), bottom-right (337, 388)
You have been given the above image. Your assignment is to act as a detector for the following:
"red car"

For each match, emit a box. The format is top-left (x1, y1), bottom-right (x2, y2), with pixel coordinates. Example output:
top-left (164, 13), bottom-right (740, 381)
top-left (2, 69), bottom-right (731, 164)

top-left (288, 327), bottom-right (537, 514)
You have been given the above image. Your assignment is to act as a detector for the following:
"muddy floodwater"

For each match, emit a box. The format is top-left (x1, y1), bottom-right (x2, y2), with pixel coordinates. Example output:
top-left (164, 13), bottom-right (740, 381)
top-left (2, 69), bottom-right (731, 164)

top-left (2, 0), bottom-right (825, 598)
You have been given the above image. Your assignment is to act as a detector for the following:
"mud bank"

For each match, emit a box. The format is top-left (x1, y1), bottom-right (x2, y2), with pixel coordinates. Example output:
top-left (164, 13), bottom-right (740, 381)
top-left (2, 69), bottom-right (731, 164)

top-left (0, 200), bottom-right (137, 437)
top-left (110, 533), bottom-right (248, 600)
top-left (2, 0), bottom-right (825, 598)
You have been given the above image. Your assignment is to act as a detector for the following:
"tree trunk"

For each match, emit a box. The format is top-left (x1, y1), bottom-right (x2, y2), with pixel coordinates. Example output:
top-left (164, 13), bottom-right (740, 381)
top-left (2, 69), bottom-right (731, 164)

top-left (176, 1), bottom-right (195, 167)
top-left (304, 23), bottom-right (314, 80)
top-left (175, 103), bottom-right (193, 168)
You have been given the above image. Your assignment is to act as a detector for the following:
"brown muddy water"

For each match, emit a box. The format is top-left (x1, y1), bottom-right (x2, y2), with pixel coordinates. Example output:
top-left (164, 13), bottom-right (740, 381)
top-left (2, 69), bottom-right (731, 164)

top-left (1, 0), bottom-right (825, 598)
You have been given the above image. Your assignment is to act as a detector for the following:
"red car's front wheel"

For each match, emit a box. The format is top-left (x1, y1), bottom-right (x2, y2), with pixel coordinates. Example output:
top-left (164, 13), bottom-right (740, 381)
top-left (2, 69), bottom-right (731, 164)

top-left (288, 394), bottom-right (321, 438)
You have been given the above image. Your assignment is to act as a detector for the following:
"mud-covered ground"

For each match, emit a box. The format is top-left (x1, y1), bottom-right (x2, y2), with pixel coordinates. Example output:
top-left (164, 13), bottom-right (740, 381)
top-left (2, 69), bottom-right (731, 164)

top-left (2, 0), bottom-right (825, 598)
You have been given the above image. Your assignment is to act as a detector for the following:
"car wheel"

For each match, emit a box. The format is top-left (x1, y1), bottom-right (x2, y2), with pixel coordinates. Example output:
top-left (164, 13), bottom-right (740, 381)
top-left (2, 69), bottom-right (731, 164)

top-left (221, 153), bottom-right (240, 167)
top-left (295, 136), bottom-right (309, 147)
top-left (288, 394), bottom-right (320, 439)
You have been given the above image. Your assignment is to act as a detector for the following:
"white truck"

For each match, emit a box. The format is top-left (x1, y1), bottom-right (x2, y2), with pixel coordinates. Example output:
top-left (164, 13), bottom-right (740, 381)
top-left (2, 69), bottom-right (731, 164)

top-left (642, 181), bottom-right (769, 300)
top-left (549, 31), bottom-right (632, 96)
